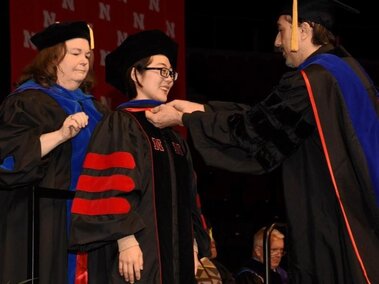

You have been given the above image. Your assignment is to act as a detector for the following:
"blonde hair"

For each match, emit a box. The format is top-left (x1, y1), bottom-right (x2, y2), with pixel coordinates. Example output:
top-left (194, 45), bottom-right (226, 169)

top-left (253, 226), bottom-right (285, 248)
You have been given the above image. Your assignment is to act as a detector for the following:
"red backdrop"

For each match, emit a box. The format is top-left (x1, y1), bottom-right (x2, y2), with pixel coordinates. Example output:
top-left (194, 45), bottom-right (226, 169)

top-left (10, 0), bottom-right (185, 109)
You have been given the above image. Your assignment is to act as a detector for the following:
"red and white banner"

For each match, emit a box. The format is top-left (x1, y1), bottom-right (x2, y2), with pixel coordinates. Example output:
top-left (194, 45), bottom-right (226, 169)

top-left (10, 0), bottom-right (185, 108)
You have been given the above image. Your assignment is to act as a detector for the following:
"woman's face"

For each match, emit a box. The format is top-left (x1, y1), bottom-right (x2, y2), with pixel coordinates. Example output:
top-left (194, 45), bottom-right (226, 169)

top-left (56, 38), bottom-right (91, 90)
top-left (134, 54), bottom-right (175, 102)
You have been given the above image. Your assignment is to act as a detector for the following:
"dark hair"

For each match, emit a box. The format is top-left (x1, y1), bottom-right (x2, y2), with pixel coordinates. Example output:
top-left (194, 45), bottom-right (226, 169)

top-left (123, 56), bottom-right (151, 99)
top-left (17, 42), bottom-right (95, 93)
top-left (303, 21), bottom-right (337, 46)
top-left (105, 29), bottom-right (178, 94)
top-left (283, 15), bottom-right (337, 47)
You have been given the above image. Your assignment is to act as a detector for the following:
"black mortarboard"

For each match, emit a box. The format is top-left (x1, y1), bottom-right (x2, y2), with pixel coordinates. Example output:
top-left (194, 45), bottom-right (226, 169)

top-left (105, 29), bottom-right (178, 94)
top-left (280, 0), bottom-right (359, 51)
top-left (31, 21), bottom-right (94, 51)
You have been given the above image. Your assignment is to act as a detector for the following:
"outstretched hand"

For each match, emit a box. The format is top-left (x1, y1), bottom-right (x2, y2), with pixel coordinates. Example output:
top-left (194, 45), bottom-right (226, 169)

top-left (166, 99), bottom-right (205, 113)
top-left (145, 100), bottom-right (205, 129)
top-left (146, 104), bottom-right (184, 128)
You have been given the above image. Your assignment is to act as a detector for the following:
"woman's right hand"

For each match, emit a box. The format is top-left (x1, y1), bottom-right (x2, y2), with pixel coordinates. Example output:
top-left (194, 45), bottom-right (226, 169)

top-left (39, 112), bottom-right (89, 157)
top-left (60, 112), bottom-right (89, 140)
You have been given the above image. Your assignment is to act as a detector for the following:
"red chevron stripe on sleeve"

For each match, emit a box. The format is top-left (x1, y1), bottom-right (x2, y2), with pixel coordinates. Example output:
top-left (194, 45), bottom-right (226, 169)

top-left (71, 197), bottom-right (131, 215)
top-left (83, 152), bottom-right (136, 170)
top-left (77, 174), bottom-right (135, 193)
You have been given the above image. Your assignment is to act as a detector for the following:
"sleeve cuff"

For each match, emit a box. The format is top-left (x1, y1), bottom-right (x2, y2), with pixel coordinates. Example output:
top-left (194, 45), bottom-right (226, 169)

top-left (117, 235), bottom-right (139, 252)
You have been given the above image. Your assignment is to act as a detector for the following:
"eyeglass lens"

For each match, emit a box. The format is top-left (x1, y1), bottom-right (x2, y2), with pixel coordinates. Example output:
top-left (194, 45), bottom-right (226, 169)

top-left (161, 68), bottom-right (178, 80)
top-left (270, 248), bottom-right (285, 256)
top-left (144, 67), bottom-right (178, 80)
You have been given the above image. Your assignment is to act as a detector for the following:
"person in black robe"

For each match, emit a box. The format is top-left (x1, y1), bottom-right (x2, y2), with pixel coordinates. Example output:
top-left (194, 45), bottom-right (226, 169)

top-left (69, 29), bottom-right (210, 284)
top-left (146, 1), bottom-right (379, 283)
top-left (0, 21), bottom-right (107, 284)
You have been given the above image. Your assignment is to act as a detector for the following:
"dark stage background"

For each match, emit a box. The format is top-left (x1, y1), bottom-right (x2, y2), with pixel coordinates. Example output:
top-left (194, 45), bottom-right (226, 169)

top-left (2, 0), bottom-right (379, 273)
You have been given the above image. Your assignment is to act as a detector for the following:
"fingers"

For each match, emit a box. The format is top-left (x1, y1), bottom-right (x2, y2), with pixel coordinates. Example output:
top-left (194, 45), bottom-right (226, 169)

top-left (67, 112), bottom-right (89, 128)
top-left (145, 105), bottom-right (183, 128)
top-left (138, 253), bottom-right (144, 278)
top-left (60, 112), bottom-right (89, 140)
top-left (166, 100), bottom-right (204, 113)
top-left (148, 104), bottom-right (179, 114)
top-left (118, 263), bottom-right (143, 283)
top-left (118, 247), bottom-right (143, 283)
top-left (118, 260), bottom-right (132, 283)
top-left (139, 253), bottom-right (143, 271)
top-left (149, 106), bottom-right (160, 114)
top-left (133, 262), bottom-right (142, 282)
top-left (150, 103), bottom-right (177, 113)
top-left (126, 263), bottom-right (135, 283)
top-left (166, 99), bottom-right (186, 111)
top-left (166, 99), bottom-right (180, 107)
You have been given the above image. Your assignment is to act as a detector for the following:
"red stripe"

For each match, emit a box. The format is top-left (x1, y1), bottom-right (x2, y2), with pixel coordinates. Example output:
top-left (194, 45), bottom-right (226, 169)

top-left (72, 197), bottom-right (131, 215)
top-left (77, 174), bottom-right (135, 193)
top-left (75, 252), bottom-right (88, 284)
top-left (301, 70), bottom-right (371, 284)
top-left (83, 152), bottom-right (135, 170)
top-left (196, 193), bottom-right (202, 208)
top-left (200, 214), bottom-right (207, 230)
top-left (125, 107), bottom-right (153, 112)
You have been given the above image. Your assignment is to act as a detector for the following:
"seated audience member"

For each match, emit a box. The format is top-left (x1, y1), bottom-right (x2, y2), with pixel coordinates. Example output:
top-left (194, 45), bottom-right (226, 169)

top-left (235, 227), bottom-right (288, 284)
top-left (196, 227), bottom-right (236, 284)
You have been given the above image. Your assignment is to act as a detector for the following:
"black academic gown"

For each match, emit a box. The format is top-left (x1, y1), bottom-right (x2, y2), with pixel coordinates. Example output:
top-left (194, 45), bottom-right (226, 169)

top-left (235, 258), bottom-right (287, 284)
top-left (70, 101), bottom-right (209, 284)
top-left (181, 45), bottom-right (379, 284)
top-left (0, 82), bottom-right (106, 284)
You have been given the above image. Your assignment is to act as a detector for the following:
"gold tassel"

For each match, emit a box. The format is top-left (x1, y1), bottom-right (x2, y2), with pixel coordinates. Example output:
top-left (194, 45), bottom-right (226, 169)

top-left (87, 24), bottom-right (95, 49)
top-left (209, 227), bottom-right (214, 241)
top-left (291, 0), bottom-right (299, 52)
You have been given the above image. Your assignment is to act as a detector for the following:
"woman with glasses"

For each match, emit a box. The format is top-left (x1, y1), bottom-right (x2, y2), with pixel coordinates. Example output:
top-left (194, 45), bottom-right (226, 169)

top-left (69, 29), bottom-right (210, 284)
top-left (235, 227), bottom-right (288, 284)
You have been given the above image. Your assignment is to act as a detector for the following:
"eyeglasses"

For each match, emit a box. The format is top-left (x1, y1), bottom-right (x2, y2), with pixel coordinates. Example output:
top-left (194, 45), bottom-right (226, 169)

top-left (143, 67), bottom-right (178, 81)
top-left (270, 248), bottom-right (286, 256)
top-left (257, 245), bottom-right (286, 256)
